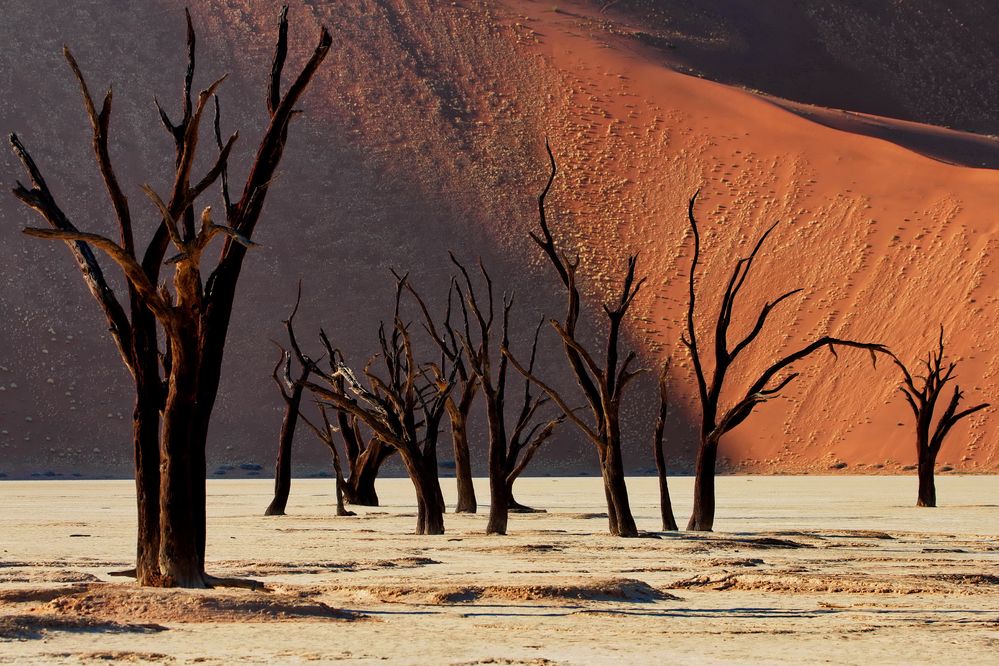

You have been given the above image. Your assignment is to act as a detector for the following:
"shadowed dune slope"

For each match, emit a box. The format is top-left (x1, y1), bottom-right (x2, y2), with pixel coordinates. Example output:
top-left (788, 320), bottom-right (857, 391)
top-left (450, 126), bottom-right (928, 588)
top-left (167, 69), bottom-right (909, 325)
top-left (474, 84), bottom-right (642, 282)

top-left (0, 0), bottom-right (994, 477)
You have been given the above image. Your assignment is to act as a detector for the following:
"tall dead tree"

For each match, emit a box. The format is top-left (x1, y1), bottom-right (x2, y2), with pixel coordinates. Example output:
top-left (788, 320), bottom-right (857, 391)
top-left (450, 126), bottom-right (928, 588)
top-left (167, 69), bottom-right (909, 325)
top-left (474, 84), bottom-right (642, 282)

top-left (265, 285), bottom-right (320, 516)
top-left (653, 360), bottom-right (678, 531)
top-left (10, 6), bottom-right (330, 586)
top-left (892, 327), bottom-right (988, 507)
top-left (505, 142), bottom-right (645, 538)
top-left (405, 279), bottom-right (479, 513)
top-left (682, 192), bottom-right (887, 531)
top-left (304, 275), bottom-right (455, 534)
top-left (440, 255), bottom-right (563, 535)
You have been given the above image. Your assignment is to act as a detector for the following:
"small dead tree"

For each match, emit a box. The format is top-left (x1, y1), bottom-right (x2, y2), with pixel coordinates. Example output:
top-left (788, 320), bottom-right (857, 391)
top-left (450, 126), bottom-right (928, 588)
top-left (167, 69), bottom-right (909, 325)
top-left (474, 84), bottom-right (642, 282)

top-left (9, 6), bottom-right (330, 586)
top-left (268, 297), bottom-right (393, 513)
top-left (265, 285), bottom-right (320, 516)
top-left (505, 320), bottom-right (565, 515)
top-left (404, 279), bottom-right (479, 513)
top-left (892, 327), bottom-right (988, 507)
top-left (653, 360), bottom-right (678, 531)
top-left (304, 275), bottom-right (455, 534)
top-left (683, 191), bottom-right (888, 531)
top-left (297, 403), bottom-right (356, 517)
top-left (442, 255), bottom-right (563, 535)
top-left (321, 343), bottom-right (397, 507)
top-left (504, 142), bottom-right (645, 538)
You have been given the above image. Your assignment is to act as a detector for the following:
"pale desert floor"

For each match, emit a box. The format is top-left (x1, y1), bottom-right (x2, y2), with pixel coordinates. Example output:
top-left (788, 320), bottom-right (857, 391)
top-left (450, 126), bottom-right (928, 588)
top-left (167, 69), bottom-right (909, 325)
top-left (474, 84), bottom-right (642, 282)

top-left (0, 476), bottom-right (997, 664)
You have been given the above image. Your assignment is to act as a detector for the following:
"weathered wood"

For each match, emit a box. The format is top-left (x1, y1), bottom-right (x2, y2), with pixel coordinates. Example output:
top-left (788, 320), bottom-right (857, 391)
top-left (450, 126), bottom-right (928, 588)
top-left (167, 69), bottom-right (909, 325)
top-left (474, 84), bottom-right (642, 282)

top-left (653, 361), bottom-right (678, 531)
top-left (10, 5), bottom-right (330, 587)
top-left (891, 327), bottom-right (989, 508)
top-left (406, 279), bottom-right (479, 513)
top-left (303, 274), bottom-right (455, 535)
top-left (506, 141), bottom-right (640, 537)
top-left (682, 193), bottom-right (889, 531)
top-left (445, 258), bottom-right (562, 535)
top-left (265, 284), bottom-right (321, 517)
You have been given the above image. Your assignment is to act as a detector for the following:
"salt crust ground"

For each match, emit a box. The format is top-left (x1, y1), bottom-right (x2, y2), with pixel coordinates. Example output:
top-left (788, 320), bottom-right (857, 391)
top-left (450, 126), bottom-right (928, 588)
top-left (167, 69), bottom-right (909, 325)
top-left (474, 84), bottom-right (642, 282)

top-left (0, 476), bottom-right (997, 664)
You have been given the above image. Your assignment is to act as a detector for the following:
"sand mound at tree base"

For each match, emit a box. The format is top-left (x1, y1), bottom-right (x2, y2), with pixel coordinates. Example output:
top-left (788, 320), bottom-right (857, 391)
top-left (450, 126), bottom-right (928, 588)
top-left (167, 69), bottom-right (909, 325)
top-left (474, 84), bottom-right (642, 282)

top-left (0, 583), bottom-right (367, 627)
top-left (333, 578), bottom-right (679, 604)
top-left (45, 584), bottom-right (366, 623)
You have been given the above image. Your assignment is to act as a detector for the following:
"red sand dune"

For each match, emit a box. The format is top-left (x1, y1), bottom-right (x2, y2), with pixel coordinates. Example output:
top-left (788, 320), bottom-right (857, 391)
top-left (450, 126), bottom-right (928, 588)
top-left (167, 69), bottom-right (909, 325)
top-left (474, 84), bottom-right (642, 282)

top-left (0, 0), bottom-right (994, 477)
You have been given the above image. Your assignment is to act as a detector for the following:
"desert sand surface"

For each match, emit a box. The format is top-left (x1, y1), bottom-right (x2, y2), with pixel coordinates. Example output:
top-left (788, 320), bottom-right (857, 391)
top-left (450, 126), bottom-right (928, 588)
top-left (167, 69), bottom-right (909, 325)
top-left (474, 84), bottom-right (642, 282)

top-left (1, 476), bottom-right (997, 664)
top-left (2, 0), bottom-right (997, 478)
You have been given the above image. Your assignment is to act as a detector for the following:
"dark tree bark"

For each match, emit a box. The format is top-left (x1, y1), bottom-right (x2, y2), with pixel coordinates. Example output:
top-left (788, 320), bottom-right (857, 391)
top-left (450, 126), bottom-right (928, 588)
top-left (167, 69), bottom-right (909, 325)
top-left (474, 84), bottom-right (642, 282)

top-left (405, 279), bottom-right (480, 513)
top-left (265, 360), bottom-right (309, 516)
top-left (267, 290), bottom-right (395, 516)
top-left (504, 141), bottom-right (642, 537)
top-left (132, 385), bottom-right (162, 585)
top-left (408, 260), bottom-right (562, 535)
top-left (10, 6), bottom-right (330, 587)
top-left (342, 435), bottom-right (392, 506)
top-left (447, 388), bottom-right (479, 513)
top-left (323, 345), bottom-right (396, 507)
top-left (681, 192), bottom-right (889, 531)
top-left (265, 285), bottom-right (317, 516)
top-left (294, 405), bottom-right (356, 517)
top-left (653, 360), bottom-right (678, 531)
top-left (892, 327), bottom-right (989, 507)
top-left (302, 274), bottom-right (456, 535)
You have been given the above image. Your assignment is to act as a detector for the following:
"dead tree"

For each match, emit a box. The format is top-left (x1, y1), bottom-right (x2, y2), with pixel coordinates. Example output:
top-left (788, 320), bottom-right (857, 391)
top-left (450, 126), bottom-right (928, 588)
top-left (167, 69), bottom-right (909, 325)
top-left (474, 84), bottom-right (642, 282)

top-left (304, 275), bottom-right (456, 534)
top-left (682, 191), bottom-right (888, 531)
top-left (439, 255), bottom-right (563, 535)
top-left (504, 141), bottom-right (645, 538)
top-left (404, 279), bottom-right (479, 513)
top-left (892, 327), bottom-right (988, 507)
top-left (268, 297), bottom-right (393, 512)
top-left (505, 320), bottom-right (564, 515)
top-left (322, 343), bottom-right (396, 507)
top-left (10, 6), bottom-right (330, 586)
top-left (297, 404), bottom-right (356, 517)
top-left (265, 285), bottom-right (320, 516)
top-left (653, 360), bottom-right (678, 531)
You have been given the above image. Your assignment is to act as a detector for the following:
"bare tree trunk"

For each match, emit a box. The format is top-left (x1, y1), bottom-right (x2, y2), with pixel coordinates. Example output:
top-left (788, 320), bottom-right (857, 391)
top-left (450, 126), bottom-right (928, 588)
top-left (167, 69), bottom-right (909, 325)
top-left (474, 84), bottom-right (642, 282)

top-left (513, 143), bottom-right (643, 538)
top-left (448, 407), bottom-right (477, 513)
top-left (680, 193), bottom-right (891, 534)
top-left (601, 469), bottom-right (620, 536)
top-left (411, 459), bottom-right (445, 535)
top-left (917, 450), bottom-right (937, 508)
top-left (332, 471), bottom-right (352, 516)
top-left (133, 391), bottom-right (162, 585)
top-left (338, 413), bottom-right (387, 507)
top-left (158, 331), bottom-right (206, 588)
top-left (653, 365), bottom-right (678, 531)
top-left (346, 445), bottom-right (385, 506)
top-left (265, 380), bottom-right (306, 516)
top-left (486, 450), bottom-right (510, 535)
top-left (130, 292), bottom-right (164, 584)
top-left (654, 454), bottom-right (679, 531)
top-left (687, 438), bottom-right (717, 531)
top-left (431, 460), bottom-right (447, 516)
top-left (600, 439), bottom-right (638, 537)
top-left (325, 437), bottom-right (354, 517)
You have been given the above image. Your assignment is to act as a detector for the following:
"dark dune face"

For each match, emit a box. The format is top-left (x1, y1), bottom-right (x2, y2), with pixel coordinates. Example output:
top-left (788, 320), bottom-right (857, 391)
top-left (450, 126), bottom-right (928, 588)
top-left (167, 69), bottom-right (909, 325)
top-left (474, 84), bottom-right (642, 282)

top-left (604, 0), bottom-right (999, 136)
top-left (0, 0), bottom-right (995, 479)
